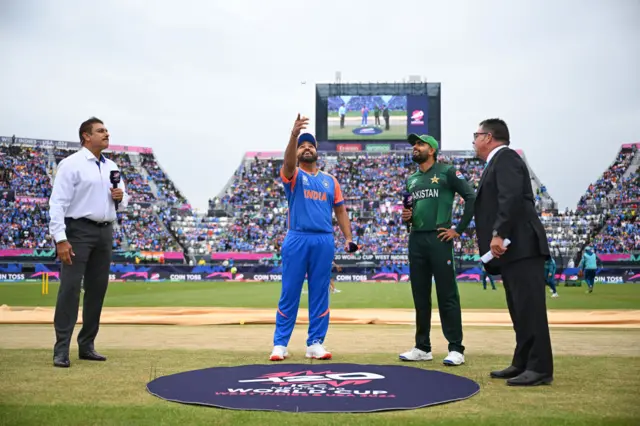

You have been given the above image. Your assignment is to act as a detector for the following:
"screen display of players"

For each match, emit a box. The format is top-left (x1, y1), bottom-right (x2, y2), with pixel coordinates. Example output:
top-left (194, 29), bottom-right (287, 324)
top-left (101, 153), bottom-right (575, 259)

top-left (327, 95), bottom-right (407, 140)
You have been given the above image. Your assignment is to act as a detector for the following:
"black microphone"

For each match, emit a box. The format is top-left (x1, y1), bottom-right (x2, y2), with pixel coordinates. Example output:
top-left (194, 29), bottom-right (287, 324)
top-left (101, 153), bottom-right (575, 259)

top-left (402, 191), bottom-right (413, 233)
top-left (109, 170), bottom-right (121, 211)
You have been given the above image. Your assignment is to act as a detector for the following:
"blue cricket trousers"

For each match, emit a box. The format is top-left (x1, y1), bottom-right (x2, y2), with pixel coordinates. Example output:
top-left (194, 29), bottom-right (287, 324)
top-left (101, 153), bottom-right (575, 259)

top-left (274, 231), bottom-right (335, 347)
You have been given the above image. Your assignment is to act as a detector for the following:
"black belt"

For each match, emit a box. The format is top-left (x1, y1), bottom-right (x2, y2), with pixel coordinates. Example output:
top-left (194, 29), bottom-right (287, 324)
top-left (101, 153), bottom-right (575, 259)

top-left (65, 217), bottom-right (113, 227)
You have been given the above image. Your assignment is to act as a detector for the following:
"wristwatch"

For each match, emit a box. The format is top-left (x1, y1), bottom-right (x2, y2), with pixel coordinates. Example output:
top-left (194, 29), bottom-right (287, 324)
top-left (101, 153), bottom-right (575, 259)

top-left (492, 230), bottom-right (500, 238)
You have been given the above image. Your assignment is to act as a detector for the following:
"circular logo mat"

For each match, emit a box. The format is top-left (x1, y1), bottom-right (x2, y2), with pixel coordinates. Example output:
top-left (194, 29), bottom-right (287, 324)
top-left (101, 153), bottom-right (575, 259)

top-left (147, 363), bottom-right (480, 413)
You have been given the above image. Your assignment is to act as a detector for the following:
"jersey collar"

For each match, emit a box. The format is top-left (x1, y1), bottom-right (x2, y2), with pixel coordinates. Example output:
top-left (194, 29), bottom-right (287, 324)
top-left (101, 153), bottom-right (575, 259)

top-left (81, 146), bottom-right (106, 163)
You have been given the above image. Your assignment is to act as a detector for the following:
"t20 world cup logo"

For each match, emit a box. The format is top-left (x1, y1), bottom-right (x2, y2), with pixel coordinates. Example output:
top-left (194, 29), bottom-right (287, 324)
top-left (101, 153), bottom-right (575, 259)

top-left (410, 110), bottom-right (424, 125)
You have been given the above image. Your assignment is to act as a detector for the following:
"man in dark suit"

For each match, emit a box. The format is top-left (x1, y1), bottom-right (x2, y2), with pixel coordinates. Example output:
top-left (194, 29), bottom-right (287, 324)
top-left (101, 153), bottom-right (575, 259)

top-left (472, 118), bottom-right (554, 386)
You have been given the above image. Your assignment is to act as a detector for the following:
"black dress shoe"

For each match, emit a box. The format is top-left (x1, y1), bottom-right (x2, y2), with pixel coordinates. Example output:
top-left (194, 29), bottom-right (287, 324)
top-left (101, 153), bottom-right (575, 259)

top-left (490, 366), bottom-right (524, 379)
top-left (507, 370), bottom-right (553, 386)
top-left (53, 354), bottom-right (70, 368)
top-left (79, 349), bottom-right (107, 361)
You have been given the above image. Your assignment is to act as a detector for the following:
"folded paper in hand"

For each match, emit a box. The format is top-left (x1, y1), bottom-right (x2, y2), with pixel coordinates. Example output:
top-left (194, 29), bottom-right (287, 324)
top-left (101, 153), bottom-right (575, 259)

top-left (481, 239), bottom-right (511, 263)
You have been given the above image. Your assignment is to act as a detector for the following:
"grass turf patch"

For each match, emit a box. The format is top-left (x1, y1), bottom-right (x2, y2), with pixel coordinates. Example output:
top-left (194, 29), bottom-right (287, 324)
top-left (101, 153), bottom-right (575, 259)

top-left (2, 281), bottom-right (639, 310)
top-left (0, 349), bottom-right (638, 425)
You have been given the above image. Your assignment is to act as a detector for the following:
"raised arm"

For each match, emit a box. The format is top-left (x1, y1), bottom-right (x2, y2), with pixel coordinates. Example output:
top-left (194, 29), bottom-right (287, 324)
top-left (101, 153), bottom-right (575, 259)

top-left (282, 114), bottom-right (309, 180)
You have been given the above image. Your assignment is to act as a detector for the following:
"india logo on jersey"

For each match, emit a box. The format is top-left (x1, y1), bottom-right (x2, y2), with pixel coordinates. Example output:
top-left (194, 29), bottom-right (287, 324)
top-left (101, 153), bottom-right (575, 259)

top-left (304, 189), bottom-right (328, 201)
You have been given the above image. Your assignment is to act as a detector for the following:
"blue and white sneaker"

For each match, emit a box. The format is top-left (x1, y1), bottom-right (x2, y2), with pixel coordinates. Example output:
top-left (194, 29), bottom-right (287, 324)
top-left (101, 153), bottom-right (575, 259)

top-left (443, 351), bottom-right (465, 366)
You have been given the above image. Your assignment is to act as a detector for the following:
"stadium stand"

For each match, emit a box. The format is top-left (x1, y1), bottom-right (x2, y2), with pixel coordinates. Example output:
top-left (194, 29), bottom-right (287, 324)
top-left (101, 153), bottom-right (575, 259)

top-left (3, 145), bottom-right (183, 253)
top-left (201, 151), bottom-right (555, 258)
top-left (0, 198), bottom-right (51, 249)
top-left (1, 145), bottom-right (52, 198)
top-left (576, 145), bottom-right (637, 214)
top-left (521, 144), bottom-right (640, 263)
top-left (1, 139), bottom-right (638, 262)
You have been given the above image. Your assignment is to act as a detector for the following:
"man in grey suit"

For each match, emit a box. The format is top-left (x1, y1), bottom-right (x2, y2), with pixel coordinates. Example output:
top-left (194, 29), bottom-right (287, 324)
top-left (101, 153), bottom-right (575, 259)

top-left (48, 117), bottom-right (129, 368)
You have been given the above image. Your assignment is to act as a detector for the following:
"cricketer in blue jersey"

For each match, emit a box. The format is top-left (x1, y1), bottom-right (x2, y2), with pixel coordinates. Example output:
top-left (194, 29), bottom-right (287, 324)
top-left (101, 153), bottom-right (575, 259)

top-left (270, 114), bottom-right (358, 362)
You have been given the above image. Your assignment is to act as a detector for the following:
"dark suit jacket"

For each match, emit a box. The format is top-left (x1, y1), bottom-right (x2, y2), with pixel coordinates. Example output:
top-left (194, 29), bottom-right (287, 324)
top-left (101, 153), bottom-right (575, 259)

top-left (474, 147), bottom-right (550, 274)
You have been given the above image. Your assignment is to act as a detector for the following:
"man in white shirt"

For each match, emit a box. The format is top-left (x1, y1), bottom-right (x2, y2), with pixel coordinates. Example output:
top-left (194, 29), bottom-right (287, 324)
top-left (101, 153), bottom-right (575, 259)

top-left (48, 117), bottom-right (129, 368)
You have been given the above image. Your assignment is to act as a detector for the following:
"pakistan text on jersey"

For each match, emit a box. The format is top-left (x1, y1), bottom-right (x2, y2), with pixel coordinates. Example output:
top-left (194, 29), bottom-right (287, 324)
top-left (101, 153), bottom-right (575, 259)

top-left (412, 188), bottom-right (439, 200)
top-left (304, 189), bottom-right (328, 201)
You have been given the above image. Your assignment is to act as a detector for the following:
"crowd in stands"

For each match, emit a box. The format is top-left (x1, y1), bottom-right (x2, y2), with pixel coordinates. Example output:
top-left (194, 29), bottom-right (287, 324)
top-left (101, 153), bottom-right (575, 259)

top-left (2, 146), bottom-right (180, 252)
top-left (200, 153), bottom-right (494, 256)
top-left (576, 148), bottom-right (635, 213)
top-left (0, 199), bottom-right (51, 249)
top-left (110, 153), bottom-right (156, 203)
top-left (1, 146), bottom-right (51, 198)
top-left (589, 207), bottom-right (638, 253)
top-left (328, 96), bottom-right (406, 113)
top-left (1, 141), bottom-right (638, 259)
top-left (118, 203), bottom-right (182, 252)
top-left (140, 153), bottom-right (188, 206)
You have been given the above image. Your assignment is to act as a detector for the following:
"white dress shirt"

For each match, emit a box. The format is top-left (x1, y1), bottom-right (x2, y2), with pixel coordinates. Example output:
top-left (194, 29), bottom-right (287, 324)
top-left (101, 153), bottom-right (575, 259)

top-left (485, 144), bottom-right (508, 166)
top-left (49, 147), bottom-right (130, 243)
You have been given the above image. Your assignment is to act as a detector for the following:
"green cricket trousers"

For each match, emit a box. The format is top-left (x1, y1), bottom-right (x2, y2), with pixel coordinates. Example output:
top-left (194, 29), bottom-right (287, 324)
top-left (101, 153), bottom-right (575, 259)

top-left (408, 230), bottom-right (465, 354)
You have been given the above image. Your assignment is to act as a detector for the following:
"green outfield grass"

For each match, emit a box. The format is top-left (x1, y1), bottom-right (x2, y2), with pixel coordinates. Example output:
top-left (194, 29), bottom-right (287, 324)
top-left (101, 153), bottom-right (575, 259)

top-left (328, 125), bottom-right (406, 140)
top-left (0, 348), bottom-right (638, 426)
top-left (1, 281), bottom-right (639, 309)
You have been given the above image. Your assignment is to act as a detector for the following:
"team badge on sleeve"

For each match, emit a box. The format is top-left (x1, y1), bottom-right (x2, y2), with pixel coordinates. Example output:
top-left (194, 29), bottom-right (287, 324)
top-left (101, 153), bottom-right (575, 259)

top-left (455, 170), bottom-right (465, 179)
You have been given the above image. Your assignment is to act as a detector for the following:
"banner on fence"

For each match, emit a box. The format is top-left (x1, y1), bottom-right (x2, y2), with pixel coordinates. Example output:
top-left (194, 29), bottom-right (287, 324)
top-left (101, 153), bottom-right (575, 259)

top-left (3, 268), bottom-right (639, 283)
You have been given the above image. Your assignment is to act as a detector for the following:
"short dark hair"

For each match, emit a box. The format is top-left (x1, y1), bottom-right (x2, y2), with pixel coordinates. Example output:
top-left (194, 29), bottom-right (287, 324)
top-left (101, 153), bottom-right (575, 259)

top-left (79, 117), bottom-right (104, 145)
top-left (479, 118), bottom-right (510, 145)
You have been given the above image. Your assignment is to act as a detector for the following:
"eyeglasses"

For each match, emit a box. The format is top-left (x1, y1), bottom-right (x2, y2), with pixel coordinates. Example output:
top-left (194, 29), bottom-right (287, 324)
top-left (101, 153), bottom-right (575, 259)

top-left (473, 132), bottom-right (490, 139)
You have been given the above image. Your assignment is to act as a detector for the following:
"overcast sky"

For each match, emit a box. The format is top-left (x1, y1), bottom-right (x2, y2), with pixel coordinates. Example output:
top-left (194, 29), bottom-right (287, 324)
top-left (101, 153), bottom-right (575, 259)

top-left (1, 0), bottom-right (638, 212)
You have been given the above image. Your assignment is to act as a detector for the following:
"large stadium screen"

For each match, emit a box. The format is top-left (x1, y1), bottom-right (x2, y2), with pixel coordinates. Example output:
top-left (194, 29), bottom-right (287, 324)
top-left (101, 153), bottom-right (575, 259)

top-left (327, 95), bottom-right (428, 140)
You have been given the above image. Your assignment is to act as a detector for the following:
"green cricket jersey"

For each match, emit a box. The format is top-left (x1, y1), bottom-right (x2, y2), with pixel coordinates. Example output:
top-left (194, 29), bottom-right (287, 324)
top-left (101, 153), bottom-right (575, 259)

top-left (406, 163), bottom-right (476, 234)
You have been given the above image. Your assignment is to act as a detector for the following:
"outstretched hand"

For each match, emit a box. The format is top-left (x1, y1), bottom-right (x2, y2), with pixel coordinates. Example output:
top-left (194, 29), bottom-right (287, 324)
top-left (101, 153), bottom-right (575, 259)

top-left (291, 113), bottom-right (309, 137)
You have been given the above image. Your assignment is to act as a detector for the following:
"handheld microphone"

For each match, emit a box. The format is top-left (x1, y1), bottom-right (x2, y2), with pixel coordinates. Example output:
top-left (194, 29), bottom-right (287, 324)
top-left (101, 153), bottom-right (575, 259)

top-left (346, 241), bottom-right (359, 253)
top-left (402, 191), bottom-right (413, 233)
top-left (109, 170), bottom-right (121, 211)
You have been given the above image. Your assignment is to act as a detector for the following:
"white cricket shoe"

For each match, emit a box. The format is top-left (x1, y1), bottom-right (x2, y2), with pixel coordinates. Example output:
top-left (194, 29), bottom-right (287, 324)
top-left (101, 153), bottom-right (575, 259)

top-left (399, 347), bottom-right (433, 362)
top-left (269, 345), bottom-right (288, 361)
top-left (443, 351), bottom-right (465, 366)
top-left (305, 342), bottom-right (332, 360)
top-left (552, 292), bottom-right (559, 298)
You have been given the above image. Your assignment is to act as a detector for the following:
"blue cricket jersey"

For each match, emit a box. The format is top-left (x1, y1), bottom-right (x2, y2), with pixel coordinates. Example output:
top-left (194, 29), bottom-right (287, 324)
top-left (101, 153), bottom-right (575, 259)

top-left (280, 167), bottom-right (344, 234)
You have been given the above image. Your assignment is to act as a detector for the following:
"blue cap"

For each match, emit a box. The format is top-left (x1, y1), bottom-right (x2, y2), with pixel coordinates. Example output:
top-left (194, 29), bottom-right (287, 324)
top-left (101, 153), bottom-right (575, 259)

top-left (298, 133), bottom-right (317, 148)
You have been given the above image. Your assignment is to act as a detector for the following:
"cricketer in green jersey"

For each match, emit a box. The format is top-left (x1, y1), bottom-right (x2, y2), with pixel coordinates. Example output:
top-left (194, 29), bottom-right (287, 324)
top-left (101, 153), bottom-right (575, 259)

top-left (398, 134), bottom-right (476, 366)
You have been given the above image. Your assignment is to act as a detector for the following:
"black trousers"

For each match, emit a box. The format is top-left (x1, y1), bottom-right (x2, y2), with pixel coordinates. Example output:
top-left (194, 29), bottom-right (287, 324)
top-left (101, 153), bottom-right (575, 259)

top-left (409, 231), bottom-right (464, 354)
top-left (53, 218), bottom-right (113, 355)
top-left (500, 256), bottom-right (554, 375)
